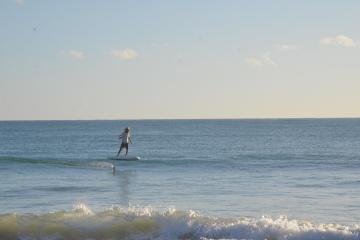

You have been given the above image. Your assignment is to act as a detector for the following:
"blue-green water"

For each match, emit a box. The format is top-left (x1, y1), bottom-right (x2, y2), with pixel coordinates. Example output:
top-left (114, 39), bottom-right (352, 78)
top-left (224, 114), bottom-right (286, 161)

top-left (1, 119), bottom-right (360, 240)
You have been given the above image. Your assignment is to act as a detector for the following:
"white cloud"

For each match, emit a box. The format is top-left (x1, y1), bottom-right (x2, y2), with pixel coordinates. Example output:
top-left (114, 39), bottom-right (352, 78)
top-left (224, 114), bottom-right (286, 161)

top-left (262, 52), bottom-right (277, 66)
top-left (320, 34), bottom-right (356, 47)
top-left (69, 50), bottom-right (85, 60)
top-left (245, 52), bottom-right (277, 67)
top-left (279, 44), bottom-right (297, 51)
top-left (111, 48), bottom-right (138, 60)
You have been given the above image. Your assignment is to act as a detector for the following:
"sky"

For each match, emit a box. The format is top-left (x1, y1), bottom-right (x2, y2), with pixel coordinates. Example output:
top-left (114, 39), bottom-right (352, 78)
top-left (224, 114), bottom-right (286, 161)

top-left (0, 0), bottom-right (359, 120)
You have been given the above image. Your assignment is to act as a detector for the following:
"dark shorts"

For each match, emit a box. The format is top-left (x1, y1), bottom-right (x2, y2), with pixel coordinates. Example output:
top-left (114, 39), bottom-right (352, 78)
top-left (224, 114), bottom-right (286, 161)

top-left (120, 143), bottom-right (129, 148)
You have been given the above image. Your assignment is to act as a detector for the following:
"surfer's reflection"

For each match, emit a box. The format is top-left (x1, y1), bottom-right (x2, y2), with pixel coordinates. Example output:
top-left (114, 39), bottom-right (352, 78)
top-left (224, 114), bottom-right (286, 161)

top-left (114, 170), bottom-right (136, 207)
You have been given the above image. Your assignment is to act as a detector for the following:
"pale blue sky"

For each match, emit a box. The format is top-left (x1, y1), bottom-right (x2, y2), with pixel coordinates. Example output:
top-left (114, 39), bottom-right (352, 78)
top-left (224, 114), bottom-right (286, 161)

top-left (1, 0), bottom-right (359, 120)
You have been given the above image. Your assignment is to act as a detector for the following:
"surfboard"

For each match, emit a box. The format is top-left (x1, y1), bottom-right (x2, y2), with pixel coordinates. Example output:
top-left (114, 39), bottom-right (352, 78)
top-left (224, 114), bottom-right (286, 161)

top-left (108, 156), bottom-right (140, 161)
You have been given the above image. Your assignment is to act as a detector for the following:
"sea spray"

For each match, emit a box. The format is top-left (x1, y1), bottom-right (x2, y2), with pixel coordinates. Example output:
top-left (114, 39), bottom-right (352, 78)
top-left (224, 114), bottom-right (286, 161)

top-left (0, 205), bottom-right (359, 240)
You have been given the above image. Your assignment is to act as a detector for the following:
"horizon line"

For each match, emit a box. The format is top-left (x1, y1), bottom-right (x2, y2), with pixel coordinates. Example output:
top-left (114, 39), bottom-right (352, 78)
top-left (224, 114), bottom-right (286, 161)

top-left (1, 116), bottom-right (360, 122)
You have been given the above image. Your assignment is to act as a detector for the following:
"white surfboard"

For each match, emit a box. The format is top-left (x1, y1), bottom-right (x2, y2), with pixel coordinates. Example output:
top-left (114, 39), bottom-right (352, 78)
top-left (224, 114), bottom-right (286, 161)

top-left (108, 156), bottom-right (140, 161)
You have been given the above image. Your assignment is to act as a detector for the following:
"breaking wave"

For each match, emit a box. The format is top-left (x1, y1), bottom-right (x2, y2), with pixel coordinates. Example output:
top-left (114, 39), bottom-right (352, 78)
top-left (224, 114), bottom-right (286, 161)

top-left (0, 204), bottom-right (359, 240)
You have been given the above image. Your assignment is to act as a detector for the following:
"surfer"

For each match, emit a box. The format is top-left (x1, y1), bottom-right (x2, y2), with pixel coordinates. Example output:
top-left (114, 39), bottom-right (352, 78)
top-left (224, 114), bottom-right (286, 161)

top-left (117, 127), bottom-right (132, 157)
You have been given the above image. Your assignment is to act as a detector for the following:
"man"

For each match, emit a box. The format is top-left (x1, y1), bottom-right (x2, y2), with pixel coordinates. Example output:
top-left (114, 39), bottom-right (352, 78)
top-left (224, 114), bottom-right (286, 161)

top-left (117, 127), bottom-right (132, 157)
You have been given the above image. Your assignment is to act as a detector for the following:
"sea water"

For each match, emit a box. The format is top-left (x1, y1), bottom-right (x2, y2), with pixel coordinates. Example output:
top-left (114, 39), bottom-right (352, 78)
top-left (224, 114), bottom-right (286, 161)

top-left (0, 119), bottom-right (360, 240)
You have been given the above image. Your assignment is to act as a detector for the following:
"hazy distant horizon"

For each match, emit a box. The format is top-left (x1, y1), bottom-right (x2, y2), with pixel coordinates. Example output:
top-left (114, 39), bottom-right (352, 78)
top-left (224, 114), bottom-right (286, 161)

top-left (1, 116), bottom-right (360, 122)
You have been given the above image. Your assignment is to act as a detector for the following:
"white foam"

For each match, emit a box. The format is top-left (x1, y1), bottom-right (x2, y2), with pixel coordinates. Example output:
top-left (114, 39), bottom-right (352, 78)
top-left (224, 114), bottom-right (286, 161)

top-left (2, 205), bottom-right (360, 240)
top-left (72, 202), bottom-right (94, 215)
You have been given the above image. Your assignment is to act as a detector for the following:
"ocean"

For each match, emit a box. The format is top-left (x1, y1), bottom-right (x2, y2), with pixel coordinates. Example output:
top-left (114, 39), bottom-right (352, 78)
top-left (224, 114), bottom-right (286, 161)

top-left (0, 119), bottom-right (360, 240)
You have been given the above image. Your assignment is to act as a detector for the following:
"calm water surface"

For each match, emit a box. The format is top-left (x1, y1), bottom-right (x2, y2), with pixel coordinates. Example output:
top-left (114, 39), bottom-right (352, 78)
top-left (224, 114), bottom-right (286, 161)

top-left (1, 119), bottom-right (360, 226)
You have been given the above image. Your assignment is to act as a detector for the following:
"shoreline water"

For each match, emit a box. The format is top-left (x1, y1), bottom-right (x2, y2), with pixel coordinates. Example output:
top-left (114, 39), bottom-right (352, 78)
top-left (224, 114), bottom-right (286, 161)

top-left (1, 204), bottom-right (360, 240)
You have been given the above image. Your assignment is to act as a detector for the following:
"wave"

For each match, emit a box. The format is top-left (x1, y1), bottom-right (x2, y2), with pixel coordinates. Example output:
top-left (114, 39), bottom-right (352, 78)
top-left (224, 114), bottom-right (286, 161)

top-left (0, 156), bottom-right (114, 169)
top-left (0, 204), bottom-right (359, 240)
top-left (0, 155), bottom-right (227, 170)
top-left (1, 154), bottom-right (359, 172)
